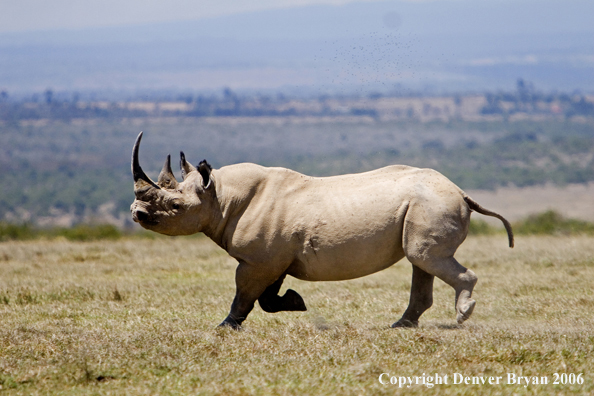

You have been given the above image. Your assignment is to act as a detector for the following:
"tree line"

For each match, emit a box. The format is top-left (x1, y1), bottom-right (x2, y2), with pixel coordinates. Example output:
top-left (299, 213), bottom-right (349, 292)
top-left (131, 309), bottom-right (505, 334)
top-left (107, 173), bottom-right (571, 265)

top-left (1, 81), bottom-right (593, 122)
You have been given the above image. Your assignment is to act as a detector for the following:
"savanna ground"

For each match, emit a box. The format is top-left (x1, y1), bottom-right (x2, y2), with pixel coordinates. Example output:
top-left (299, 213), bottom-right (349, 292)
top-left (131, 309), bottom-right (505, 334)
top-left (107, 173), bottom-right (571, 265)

top-left (1, 235), bottom-right (594, 395)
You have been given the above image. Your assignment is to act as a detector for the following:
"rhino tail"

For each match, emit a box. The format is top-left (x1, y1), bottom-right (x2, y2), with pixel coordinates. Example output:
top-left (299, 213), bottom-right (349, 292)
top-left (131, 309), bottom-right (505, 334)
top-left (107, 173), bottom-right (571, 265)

top-left (463, 195), bottom-right (514, 248)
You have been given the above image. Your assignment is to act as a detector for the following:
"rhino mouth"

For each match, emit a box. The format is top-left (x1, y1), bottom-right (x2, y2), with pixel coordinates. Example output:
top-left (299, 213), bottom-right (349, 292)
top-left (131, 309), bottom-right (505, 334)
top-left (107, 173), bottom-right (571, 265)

top-left (132, 210), bottom-right (159, 226)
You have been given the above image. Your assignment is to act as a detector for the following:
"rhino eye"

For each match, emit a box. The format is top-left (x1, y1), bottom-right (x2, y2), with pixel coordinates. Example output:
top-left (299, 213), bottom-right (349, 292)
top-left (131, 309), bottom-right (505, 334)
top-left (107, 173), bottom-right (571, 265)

top-left (172, 203), bottom-right (180, 210)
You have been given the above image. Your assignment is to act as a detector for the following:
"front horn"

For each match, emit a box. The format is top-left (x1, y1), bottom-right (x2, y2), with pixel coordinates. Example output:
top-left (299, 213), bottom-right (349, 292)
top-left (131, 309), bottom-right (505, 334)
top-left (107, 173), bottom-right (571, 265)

top-left (132, 131), bottom-right (160, 189)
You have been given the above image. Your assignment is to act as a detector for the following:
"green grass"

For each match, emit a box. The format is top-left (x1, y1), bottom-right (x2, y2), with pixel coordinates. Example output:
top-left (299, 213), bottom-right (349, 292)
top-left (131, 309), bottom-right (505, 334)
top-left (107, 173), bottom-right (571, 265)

top-left (468, 219), bottom-right (499, 236)
top-left (467, 211), bottom-right (594, 237)
top-left (0, 223), bottom-right (123, 242)
top-left (0, 222), bottom-right (38, 241)
top-left (514, 210), bottom-right (594, 235)
top-left (1, 236), bottom-right (594, 394)
top-left (0, 222), bottom-right (208, 242)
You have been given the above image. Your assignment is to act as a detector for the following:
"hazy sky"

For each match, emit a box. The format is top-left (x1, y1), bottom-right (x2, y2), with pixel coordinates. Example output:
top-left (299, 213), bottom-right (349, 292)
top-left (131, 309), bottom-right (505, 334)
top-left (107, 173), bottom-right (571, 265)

top-left (1, 0), bottom-right (590, 92)
top-left (0, 0), bottom-right (396, 33)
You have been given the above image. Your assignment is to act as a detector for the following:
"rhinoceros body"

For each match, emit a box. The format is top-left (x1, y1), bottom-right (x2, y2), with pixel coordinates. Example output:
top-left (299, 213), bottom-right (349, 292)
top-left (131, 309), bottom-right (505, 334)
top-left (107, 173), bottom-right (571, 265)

top-left (130, 132), bottom-right (513, 329)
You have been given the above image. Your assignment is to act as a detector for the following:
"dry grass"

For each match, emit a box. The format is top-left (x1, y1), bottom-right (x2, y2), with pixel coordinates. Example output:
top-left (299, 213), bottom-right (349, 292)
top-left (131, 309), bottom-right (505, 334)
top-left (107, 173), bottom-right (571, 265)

top-left (1, 235), bottom-right (594, 395)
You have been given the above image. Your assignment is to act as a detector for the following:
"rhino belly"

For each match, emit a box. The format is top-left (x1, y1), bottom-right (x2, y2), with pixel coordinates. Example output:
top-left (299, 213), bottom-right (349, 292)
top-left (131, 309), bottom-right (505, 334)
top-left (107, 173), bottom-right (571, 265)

top-left (287, 232), bottom-right (405, 282)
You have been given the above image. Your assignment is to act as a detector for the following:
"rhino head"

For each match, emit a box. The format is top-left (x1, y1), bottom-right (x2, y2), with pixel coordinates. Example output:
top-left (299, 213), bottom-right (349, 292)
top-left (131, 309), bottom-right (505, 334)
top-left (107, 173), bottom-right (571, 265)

top-left (130, 132), bottom-right (215, 236)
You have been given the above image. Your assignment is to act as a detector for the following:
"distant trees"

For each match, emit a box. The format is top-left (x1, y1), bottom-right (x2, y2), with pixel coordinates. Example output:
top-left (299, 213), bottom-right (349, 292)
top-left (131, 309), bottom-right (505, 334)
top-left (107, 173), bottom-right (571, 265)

top-left (480, 78), bottom-right (594, 118)
top-left (44, 88), bottom-right (53, 104)
top-left (566, 97), bottom-right (594, 117)
top-left (0, 84), bottom-right (592, 123)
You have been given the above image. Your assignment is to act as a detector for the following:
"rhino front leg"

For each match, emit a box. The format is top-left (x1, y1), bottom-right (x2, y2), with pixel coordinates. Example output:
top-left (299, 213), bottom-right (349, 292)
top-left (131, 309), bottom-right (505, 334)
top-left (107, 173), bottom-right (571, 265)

top-left (258, 274), bottom-right (307, 313)
top-left (219, 262), bottom-right (284, 330)
top-left (392, 264), bottom-right (434, 328)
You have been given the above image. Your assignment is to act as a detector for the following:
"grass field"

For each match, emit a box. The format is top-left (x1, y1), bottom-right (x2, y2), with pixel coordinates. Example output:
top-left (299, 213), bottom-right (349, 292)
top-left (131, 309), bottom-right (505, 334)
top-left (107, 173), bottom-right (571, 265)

top-left (1, 235), bottom-right (594, 395)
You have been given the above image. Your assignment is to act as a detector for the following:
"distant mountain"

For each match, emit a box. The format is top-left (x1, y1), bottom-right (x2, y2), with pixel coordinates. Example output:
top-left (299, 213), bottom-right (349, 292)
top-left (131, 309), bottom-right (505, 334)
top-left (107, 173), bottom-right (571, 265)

top-left (0, 0), bottom-right (592, 94)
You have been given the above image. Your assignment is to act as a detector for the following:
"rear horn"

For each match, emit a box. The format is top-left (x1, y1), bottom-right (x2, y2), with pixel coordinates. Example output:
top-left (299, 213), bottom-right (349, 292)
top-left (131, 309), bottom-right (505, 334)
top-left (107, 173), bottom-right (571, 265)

top-left (180, 151), bottom-right (197, 180)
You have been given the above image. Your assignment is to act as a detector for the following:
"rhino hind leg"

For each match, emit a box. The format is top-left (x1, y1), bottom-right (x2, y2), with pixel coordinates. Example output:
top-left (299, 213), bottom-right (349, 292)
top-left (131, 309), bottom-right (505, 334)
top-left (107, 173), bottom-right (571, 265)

top-left (438, 257), bottom-right (477, 325)
top-left (401, 208), bottom-right (478, 326)
top-left (392, 264), bottom-right (434, 328)
top-left (408, 255), bottom-right (477, 325)
top-left (258, 274), bottom-right (307, 313)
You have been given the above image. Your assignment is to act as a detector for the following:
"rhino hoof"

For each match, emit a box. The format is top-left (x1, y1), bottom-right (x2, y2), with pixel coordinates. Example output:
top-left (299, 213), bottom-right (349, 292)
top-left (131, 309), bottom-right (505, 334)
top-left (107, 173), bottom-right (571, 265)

top-left (284, 289), bottom-right (307, 311)
top-left (456, 299), bottom-right (476, 324)
top-left (219, 317), bottom-right (243, 330)
top-left (391, 319), bottom-right (418, 328)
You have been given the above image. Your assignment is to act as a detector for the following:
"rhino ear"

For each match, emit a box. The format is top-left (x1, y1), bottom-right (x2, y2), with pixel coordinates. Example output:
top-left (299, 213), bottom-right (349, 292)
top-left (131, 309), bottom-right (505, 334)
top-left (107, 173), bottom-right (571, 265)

top-left (198, 160), bottom-right (212, 189)
top-left (180, 151), bottom-right (197, 180)
top-left (158, 154), bottom-right (179, 189)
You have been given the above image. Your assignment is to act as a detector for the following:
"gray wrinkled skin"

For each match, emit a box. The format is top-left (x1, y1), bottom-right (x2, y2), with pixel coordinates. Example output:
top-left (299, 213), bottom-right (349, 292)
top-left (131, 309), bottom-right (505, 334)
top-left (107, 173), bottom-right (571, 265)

top-left (131, 132), bottom-right (514, 329)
